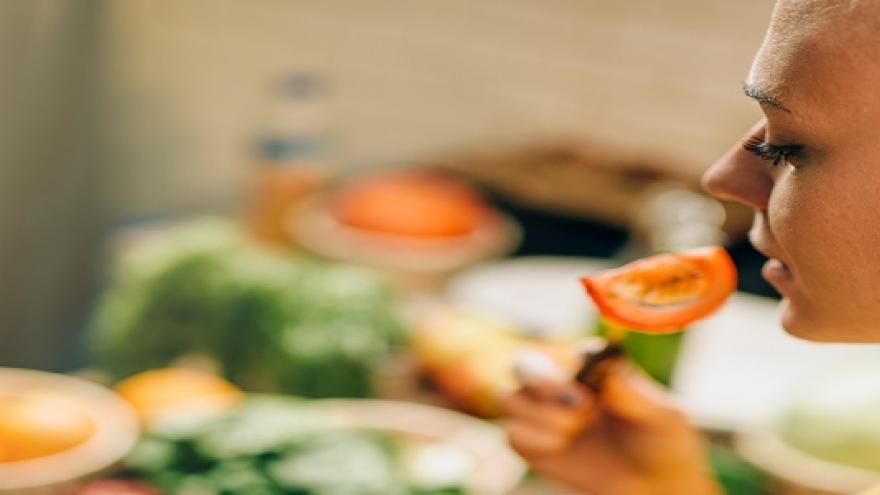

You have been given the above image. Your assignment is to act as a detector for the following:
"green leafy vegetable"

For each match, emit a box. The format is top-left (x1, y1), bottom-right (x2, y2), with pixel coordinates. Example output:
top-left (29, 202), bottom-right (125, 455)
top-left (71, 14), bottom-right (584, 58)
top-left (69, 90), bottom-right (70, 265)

top-left (123, 397), bottom-right (470, 495)
top-left (89, 218), bottom-right (404, 398)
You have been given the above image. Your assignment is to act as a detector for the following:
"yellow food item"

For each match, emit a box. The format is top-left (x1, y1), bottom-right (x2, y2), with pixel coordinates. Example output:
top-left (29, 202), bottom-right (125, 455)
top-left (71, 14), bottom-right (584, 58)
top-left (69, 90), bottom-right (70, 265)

top-left (0, 393), bottom-right (96, 462)
top-left (115, 368), bottom-right (242, 422)
top-left (413, 309), bottom-right (578, 417)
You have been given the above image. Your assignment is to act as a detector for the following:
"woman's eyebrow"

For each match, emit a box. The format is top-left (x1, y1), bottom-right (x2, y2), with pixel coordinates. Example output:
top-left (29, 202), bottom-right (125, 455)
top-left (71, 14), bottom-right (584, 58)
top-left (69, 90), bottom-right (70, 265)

top-left (743, 82), bottom-right (792, 113)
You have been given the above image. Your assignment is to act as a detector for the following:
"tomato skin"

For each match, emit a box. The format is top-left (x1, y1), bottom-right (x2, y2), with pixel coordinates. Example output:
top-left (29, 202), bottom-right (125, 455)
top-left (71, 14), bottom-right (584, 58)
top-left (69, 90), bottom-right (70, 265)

top-left (581, 246), bottom-right (737, 333)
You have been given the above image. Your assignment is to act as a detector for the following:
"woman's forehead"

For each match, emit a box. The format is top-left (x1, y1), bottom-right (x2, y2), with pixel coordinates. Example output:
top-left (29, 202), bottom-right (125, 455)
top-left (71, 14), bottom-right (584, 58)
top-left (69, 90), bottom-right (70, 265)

top-left (748, 0), bottom-right (880, 125)
top-left (771, 0), bottom-right (880, 26)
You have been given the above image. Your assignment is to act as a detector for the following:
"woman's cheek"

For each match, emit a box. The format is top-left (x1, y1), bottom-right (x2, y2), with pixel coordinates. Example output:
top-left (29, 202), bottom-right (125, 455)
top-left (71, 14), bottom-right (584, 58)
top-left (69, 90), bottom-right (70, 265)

top-left (766, 172), bottom-right (842, 334)
top-left (765, 175), bottom-right (803, 266)
top-left (779, 164), bottom-right (880, 339)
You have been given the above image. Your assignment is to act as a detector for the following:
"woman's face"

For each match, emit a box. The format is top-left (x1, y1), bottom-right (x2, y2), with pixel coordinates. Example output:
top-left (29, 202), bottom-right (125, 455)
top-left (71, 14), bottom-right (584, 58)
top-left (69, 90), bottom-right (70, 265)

top-left (702, 0), bottom-right (880, 342)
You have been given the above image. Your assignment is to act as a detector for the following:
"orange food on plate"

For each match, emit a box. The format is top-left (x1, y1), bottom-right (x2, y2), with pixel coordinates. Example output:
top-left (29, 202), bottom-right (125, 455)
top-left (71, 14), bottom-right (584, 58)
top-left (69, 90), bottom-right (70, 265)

top-left (0, 393), bottom-right (96, 462)
top-left (581, 246), bottom-right (736, 333)
top-left (115, 368), bottom-right (242, 422)
top-left (332, 172), bottom-right (491, 237)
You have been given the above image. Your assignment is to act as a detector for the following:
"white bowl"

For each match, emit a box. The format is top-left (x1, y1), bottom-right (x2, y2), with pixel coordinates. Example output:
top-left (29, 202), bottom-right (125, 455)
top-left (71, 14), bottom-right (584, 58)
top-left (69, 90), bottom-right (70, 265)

top-left (0, 368), bottom-right (139, 495)
top-left (736, 429), bottom-right (880, 495)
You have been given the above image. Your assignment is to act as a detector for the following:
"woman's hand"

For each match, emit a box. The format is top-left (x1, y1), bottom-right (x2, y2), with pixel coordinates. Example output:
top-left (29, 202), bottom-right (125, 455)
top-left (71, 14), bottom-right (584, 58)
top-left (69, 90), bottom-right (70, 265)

top-left (502, 350), bottom-right (721, 495)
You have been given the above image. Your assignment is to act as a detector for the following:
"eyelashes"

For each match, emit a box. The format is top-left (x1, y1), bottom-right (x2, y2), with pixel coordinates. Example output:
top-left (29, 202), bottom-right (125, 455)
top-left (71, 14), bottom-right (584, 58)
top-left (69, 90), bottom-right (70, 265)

top-left (743, 136), bottom-right (803, 166)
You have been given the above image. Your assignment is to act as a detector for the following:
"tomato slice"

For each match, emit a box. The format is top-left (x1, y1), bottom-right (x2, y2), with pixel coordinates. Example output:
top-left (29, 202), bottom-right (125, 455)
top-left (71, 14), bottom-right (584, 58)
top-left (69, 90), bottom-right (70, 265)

top-left (581, 246), bottom-right (736, 333)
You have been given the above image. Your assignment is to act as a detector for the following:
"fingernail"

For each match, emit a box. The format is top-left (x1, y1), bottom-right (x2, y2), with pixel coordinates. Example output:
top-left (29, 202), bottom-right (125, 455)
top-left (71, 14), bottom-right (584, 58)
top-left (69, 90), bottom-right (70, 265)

top-left (514, 350), bottom-right (566, 386)
top-left (578, 337), bottom-right (608, 356)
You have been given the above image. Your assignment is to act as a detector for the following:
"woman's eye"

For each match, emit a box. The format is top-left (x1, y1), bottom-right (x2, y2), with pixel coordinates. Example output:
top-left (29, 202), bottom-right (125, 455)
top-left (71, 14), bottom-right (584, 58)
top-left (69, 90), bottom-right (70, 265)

top-left (743, 137), bottom-right (803, 166)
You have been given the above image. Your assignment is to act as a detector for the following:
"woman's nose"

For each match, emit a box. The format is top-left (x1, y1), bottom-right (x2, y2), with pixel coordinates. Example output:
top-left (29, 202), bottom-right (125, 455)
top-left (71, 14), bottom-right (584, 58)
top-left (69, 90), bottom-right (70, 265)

top-left (701, 122), bottom-right (774, 211)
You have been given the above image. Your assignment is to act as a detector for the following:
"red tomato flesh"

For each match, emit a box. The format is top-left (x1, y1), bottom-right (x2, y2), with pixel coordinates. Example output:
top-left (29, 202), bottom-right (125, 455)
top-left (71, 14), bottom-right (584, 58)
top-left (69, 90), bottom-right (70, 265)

top-left (581, 246), bottom-right (736, 333)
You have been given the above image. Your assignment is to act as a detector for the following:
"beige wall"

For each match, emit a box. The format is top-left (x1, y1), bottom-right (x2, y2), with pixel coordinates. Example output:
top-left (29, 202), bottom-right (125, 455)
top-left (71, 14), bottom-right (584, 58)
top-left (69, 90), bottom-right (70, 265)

top-left (99, 0), bottom-right (772, 220)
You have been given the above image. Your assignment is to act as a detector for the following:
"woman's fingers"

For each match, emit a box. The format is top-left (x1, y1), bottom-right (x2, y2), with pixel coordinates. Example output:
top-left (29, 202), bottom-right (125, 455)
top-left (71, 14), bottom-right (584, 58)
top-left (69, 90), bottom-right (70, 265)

top-left (504, 346), bottom-right (716, 494)
top-left (500, 386), bottom-right (598, 436)
top-left (508, 349), bottom-right (599, 434)
top-left (512, 347), bottom-right (681, 430)
top-left (599, 361), bottom-right (683, 427)
top-left (504, 419), bottom-right (572, 456)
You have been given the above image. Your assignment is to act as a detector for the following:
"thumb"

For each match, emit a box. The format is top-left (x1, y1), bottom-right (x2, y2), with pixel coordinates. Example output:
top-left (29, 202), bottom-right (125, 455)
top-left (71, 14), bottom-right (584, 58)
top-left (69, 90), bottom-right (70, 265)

top-left (599, 360), bottom-right (683, 427)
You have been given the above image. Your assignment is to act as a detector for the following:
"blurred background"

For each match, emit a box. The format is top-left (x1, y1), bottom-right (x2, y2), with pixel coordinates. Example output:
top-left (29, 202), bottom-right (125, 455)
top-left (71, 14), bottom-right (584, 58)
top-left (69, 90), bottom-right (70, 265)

top-left (0, 0), bottom-right (772, 370)
top-left (8, 2), bottom-right (880, 495)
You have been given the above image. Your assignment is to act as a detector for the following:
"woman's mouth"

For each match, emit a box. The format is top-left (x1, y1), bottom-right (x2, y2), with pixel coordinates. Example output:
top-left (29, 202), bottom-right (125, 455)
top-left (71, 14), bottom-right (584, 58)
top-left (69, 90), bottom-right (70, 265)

top-left (762, 258), bottom-right (794, 292)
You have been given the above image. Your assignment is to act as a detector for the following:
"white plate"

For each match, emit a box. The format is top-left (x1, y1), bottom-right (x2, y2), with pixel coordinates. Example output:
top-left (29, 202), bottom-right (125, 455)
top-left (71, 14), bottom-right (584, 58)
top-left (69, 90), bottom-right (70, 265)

top-left (303, 399), bottom-right (527, 495)
top-left (291, 194), bottom-right (522, 273)
top-left (446, 256), bottom-right (610, 340)
top-left (0, 368), bottom-right (139, 494)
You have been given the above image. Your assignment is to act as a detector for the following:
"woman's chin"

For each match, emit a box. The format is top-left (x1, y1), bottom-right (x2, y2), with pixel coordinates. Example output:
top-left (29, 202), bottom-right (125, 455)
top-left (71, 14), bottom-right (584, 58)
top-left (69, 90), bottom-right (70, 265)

top-left (778, 298), bottom-right (833, 342)
top-left (779, 298), bottom-right (879, 343)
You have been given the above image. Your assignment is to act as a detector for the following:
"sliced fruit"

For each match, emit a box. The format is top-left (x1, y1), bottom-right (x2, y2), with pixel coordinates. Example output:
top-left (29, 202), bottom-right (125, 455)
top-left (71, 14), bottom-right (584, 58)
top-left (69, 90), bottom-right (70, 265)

top-left (580, 246), bottom-right (736, 333)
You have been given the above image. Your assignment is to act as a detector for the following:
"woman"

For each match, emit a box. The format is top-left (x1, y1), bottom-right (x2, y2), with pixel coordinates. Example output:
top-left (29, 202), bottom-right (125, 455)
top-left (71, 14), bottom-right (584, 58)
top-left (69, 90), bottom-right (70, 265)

top-left (503, 0), bottom-right (880, 493)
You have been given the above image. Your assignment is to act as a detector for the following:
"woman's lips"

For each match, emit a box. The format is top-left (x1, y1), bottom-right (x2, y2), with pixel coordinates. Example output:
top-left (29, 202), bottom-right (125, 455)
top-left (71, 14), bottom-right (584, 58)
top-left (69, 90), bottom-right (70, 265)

top-left (762, 258), bottom-right (794, 292)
